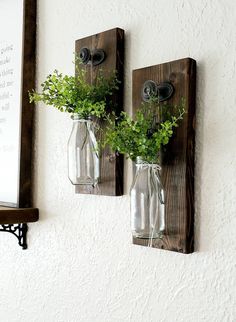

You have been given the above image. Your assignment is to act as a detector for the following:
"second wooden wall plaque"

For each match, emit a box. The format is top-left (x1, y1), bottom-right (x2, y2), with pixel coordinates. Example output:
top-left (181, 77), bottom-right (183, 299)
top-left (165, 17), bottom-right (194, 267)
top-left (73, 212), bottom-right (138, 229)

top-left (132, 58), bottom-right (196, 254)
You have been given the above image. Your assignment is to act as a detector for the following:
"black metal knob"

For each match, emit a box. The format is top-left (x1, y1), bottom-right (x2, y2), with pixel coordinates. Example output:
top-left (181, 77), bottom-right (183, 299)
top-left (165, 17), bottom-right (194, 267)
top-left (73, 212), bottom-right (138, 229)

top-left (157, 82), bottom-right (174, 102)
top-left (142, 80), bottom-right (158, 102)
top-left (141, 80), bottom-right (174, 102)
top-left (79, 47), bottom-right (91, 64)
top-left (92, 49), bottom-right (106, 66)
top-left (79, 47), bottom-right (106, 66)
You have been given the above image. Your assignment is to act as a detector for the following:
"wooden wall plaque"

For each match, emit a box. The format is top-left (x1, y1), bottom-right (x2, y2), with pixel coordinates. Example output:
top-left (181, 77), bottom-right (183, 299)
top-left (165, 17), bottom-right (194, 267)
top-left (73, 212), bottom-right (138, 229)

top-left (75, 28), bottom-right (124, 196)
top-left (132, 58), bottom-right (196, 254)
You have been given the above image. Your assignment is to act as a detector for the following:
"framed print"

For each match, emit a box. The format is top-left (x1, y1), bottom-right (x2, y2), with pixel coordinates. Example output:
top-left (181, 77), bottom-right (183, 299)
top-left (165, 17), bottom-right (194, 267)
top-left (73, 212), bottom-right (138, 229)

top-left (0, 0), bottom-right (36, 207)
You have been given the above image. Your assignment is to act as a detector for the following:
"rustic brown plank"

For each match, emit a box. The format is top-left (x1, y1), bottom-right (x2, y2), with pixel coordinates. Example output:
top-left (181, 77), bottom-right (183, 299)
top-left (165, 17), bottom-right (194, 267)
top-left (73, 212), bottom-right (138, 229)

top-left (0, 207), bottom-right (39, 224)
top-left (18, 0), bottom-right (37, 207)
top-left (74, 28), bottom-right (124, 196)
top-left (132, 58), bottom-right (196, 254)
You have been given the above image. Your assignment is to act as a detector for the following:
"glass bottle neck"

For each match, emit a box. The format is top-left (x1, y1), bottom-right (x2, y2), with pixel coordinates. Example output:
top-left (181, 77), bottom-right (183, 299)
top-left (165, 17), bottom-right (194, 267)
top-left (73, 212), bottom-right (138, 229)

top-left (135, 156), bottom-right (160, 167)
top-left (71, 114), bottom-right (92, 122)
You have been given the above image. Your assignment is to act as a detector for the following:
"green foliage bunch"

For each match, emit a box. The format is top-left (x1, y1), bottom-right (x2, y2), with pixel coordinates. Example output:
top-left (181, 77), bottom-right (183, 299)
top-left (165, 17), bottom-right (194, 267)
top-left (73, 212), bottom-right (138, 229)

top-left (29, 64), bottom-right (119, 119)
top-left (104, 98), bottom-right (185, 163)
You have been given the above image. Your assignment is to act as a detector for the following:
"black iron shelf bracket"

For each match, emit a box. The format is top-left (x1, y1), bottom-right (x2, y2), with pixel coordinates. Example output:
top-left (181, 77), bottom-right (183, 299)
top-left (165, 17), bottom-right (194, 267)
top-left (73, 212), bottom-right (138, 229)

top-left (0, 223), bottom-right (28, 250)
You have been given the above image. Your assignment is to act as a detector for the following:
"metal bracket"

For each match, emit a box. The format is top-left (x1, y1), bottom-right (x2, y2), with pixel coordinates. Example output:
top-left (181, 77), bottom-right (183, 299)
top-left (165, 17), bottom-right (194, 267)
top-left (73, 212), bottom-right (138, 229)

top-left (0, 223), bottom-right (28, 249)
top-left (142, 80), bottom-right (174, 102)
top-left (79, 47), bottom-right (106, 66)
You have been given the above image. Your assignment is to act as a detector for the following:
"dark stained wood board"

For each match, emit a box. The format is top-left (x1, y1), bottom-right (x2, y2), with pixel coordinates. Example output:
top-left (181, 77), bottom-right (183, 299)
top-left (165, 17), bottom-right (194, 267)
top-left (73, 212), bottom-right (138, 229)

top-left (0, 207), bottom-right (39, 224)
top-left (75, 28), bottom-right (124, 196)
top-left (19, 0), bottom-right (37, 207)
top-left (132, 58), bottom-right (196, 254)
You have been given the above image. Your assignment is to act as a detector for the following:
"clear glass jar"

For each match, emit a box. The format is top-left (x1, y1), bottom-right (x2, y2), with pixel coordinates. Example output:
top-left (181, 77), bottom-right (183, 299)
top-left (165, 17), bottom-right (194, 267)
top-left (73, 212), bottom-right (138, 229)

top-left (130, 157), bottom-right (165, 239)
top-left (67, 115), bottom-right (99, 185)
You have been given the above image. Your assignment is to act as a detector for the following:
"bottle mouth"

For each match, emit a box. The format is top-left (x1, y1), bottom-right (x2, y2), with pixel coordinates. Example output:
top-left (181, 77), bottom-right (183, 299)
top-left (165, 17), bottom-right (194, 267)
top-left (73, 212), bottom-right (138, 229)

top-left (71, 114), bottom-right (92, 121)
top-left (135, 156), bottom-right (159, 165)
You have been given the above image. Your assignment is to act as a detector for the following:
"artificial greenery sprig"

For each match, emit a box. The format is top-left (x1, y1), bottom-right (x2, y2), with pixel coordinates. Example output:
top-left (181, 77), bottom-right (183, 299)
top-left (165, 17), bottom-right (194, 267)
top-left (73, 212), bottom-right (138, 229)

top-left (104, 98), bottom-right (185, 163)
top-left (29, 64), bottom-right (119, 119)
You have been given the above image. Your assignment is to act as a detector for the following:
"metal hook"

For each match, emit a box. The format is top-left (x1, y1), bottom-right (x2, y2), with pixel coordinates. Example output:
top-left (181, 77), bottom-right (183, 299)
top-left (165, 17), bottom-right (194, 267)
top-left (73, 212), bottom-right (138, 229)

top-left (79, 47), bottom-right (106, 66)
top-left (79, 47), bottom-right (90, 64)
top-left (141, 80), bottom-right (174, 102)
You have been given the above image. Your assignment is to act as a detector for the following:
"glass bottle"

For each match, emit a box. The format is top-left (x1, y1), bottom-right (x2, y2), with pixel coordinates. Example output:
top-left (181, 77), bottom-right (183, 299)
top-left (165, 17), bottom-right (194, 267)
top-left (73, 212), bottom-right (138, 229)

top-left (130, 157), bottom-right (165, 239)
top-left (67, 115), bottom-right (99, 185)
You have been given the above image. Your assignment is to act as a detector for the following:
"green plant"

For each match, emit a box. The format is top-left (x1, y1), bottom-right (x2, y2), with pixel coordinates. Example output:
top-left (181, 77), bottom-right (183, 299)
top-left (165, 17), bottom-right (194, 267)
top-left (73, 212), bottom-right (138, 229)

top-left (29, 60), bottom-right (119, 119)
top-left (104, 98), bottom-right (185, 163)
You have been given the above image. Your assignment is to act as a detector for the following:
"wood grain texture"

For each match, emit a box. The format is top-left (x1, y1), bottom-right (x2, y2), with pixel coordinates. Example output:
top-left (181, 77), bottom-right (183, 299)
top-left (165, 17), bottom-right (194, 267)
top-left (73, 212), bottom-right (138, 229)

top-left (0, 207), bottom-right (38, 224)
top-left (132, 58), bottom-right (196, 254)
top-left (19, 0), bottom-right (37, 207)
top-left (75, 28), bottom-right (124, 196)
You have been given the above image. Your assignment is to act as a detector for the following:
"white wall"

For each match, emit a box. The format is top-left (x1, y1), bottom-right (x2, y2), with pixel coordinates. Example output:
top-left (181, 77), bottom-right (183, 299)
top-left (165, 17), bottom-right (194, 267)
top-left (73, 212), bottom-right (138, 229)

top-left (0, 0), bottom-right (236, 321)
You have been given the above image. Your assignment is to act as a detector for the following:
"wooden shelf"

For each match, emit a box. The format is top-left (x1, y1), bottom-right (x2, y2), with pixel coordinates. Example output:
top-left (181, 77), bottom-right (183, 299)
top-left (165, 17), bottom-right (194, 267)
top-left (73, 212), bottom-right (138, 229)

top-left (0, 207), bottom-right (39, 224)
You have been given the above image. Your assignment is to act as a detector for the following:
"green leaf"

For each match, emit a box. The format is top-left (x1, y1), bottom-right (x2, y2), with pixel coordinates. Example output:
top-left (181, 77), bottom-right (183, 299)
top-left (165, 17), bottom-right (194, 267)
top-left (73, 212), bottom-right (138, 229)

top-left (104, 98), bottom-right (186, 162)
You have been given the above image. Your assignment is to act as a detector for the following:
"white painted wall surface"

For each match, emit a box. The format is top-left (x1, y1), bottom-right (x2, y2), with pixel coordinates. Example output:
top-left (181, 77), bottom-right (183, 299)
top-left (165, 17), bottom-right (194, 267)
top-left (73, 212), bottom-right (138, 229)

top-left (0, 0), bottom-right (236, 321)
